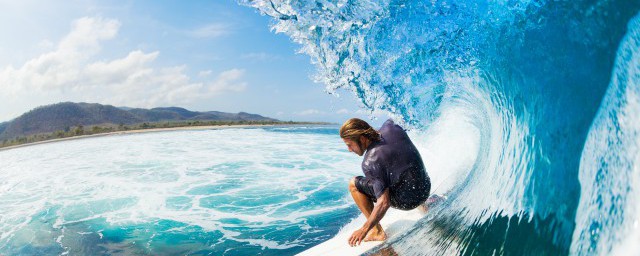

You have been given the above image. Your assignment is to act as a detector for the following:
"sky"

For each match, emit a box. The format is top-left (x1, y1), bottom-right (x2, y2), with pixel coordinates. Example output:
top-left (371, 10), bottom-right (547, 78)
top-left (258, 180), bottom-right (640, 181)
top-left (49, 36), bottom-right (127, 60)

top-left (0, 0), bottom-right (387, 125)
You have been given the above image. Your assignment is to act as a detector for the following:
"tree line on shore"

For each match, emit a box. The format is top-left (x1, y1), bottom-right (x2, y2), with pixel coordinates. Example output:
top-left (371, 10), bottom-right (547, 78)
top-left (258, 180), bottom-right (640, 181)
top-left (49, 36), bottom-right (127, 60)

top-left (0, 120), bottom-right (327, 148)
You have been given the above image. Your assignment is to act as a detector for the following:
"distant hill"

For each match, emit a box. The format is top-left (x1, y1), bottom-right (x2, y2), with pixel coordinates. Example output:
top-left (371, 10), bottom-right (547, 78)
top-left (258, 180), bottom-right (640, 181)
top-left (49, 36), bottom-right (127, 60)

top-left (0, 102), bottom-right (278, 140)
top-left (0, 121), bottom-right (8, 135)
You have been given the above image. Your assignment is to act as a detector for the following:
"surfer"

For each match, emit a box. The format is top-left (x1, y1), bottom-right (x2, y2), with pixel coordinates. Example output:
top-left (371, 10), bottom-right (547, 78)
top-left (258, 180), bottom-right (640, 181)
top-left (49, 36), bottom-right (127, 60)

top-left (340, 118), bottom-right (431, 247)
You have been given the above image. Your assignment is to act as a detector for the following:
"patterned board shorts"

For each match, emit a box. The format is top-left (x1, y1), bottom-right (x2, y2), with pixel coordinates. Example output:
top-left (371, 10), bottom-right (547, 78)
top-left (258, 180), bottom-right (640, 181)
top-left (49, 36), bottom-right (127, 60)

top-left (354, 170), bottom-right (431, 211)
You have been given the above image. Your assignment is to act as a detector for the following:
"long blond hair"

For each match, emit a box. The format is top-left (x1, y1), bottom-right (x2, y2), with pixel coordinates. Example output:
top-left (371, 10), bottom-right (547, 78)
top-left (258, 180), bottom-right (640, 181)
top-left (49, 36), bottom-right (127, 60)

top-left (339, 118), bottom-right (381, 145)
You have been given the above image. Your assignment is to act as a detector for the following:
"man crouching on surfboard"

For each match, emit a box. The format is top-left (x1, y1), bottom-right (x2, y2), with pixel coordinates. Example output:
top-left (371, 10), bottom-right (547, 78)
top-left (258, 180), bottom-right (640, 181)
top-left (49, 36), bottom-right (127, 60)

top-left (340, 118), bottom-right (431, 247)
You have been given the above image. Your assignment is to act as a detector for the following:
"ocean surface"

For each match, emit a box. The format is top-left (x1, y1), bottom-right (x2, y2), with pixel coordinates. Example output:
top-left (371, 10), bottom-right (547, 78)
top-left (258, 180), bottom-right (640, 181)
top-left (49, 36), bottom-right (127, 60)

top-left (238, 0), bottom-right (640, 255)
top-left (0, 126), bottom-right (364, 255)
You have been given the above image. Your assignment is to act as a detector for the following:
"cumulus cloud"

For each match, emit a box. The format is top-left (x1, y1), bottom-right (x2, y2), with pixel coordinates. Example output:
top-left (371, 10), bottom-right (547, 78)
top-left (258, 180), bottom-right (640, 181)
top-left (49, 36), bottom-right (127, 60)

top-left (0, 17), bottom-right (247, 120)
top-left (0, 17), bottom-right (121, 93)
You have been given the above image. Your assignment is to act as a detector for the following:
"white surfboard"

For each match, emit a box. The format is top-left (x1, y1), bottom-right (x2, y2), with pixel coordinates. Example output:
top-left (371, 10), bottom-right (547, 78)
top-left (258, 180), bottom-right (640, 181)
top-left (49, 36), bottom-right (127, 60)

top-left (298, 208), bottom-right (426, 256)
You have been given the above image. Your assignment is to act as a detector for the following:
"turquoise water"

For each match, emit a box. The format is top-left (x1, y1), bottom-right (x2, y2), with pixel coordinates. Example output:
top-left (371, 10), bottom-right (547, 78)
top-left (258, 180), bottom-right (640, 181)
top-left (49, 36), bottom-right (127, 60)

top-left (0, 126), bottom-right (363, 255)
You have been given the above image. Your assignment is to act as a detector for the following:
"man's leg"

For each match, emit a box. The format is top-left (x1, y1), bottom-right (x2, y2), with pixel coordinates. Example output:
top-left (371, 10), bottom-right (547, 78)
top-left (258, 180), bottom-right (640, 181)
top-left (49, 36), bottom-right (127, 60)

top-left (349, 177), bottom-right (386, 241)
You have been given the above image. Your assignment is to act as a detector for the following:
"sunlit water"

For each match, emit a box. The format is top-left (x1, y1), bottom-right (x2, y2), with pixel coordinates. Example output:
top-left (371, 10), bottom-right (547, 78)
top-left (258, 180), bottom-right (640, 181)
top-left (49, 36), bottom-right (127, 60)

top-left (0, 126), bottom-right (362, 255)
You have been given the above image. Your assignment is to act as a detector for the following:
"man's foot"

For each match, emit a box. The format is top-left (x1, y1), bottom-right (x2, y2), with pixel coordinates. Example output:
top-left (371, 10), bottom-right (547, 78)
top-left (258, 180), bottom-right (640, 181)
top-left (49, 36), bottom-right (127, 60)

top-left (364, 229), bottom-right (387, 242)
top-left (418, 203), bottom-right (428, 213)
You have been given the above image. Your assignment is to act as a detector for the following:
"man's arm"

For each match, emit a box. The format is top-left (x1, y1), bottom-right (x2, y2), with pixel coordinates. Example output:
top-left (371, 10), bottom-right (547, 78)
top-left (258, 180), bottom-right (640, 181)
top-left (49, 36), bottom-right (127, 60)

top-left (363, 188), bottom-right (391, 231)
top-left (348, 188), bottom-right (391, 246)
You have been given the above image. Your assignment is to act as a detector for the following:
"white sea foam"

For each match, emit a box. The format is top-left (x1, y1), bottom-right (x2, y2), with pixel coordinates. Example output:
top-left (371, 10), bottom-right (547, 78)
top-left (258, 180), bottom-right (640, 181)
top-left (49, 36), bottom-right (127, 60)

top-left (572, 14), bottom-right (640, 255)
top-left (0, 126), bottom-right (362, 254)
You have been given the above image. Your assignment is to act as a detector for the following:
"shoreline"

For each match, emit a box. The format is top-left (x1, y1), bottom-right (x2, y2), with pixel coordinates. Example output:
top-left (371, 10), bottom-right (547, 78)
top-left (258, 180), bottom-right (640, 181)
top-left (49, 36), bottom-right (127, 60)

top-left (0, 123), bottom-right (335, 152)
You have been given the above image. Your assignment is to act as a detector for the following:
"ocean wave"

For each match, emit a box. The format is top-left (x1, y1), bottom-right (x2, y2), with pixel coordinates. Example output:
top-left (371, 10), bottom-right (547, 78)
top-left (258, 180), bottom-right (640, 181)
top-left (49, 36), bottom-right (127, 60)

top-left (241, 0), bottom-right (640, 254)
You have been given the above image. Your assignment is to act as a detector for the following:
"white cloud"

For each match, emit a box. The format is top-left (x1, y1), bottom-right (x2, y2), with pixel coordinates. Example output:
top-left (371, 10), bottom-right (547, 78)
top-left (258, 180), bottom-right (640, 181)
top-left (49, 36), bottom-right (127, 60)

top-left (59, 17), bottom-right (120, 54)
top-left (296, 109), bottom-right (326, 116)
top-left (0, 17), bottom-right (121, 94)
top-left (209, 69), bottom-right (246, 93)
top-left (189, 23), bottom-right (231, 38)
top-left (0, 17), bottom-right (247, 121)
top-left (336, 108), bottom-right (349, 114)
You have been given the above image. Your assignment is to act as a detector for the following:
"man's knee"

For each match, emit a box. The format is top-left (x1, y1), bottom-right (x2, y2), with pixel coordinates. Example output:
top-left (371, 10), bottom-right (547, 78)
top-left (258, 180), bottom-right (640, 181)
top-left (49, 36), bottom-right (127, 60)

top-left (349, 177), bottom-right (358, 192)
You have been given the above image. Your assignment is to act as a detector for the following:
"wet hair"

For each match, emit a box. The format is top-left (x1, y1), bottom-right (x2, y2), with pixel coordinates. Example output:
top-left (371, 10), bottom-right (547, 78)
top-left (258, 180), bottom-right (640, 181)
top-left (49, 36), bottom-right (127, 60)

top-left (339, 118), bottom-right (381, 145)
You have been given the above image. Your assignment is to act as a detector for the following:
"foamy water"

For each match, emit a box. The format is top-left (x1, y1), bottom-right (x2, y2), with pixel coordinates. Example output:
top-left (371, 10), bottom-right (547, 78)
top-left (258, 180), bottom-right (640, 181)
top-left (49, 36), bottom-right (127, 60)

top-left (0, 126), bottom-right (362, 255)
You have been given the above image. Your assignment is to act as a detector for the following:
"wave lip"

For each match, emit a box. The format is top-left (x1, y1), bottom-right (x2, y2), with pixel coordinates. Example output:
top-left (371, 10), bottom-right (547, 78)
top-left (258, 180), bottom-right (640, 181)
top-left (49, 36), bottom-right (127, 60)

top-left (572, 13), bottom-right (640, 256)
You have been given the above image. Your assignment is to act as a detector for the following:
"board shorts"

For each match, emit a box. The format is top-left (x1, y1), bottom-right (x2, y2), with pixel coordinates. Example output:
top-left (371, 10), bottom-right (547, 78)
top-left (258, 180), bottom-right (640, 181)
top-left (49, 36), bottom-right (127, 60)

top-left (355, 170), bottom-right (431, 211)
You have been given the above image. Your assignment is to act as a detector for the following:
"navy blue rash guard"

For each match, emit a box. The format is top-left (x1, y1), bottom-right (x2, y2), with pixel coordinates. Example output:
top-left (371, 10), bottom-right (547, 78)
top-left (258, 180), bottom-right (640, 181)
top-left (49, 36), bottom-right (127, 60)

top-left (357, 119), bottom-right (431, 210)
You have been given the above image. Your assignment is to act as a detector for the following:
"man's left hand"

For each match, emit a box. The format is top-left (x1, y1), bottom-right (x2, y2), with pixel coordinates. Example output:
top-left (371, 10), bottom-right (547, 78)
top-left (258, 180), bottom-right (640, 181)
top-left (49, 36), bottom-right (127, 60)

top-left (348, 228), bottom-right (368, 246)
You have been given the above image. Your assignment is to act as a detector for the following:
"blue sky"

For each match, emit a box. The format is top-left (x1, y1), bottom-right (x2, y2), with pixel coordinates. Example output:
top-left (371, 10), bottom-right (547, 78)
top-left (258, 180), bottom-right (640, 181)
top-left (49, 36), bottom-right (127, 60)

top-left (0, 0), bottom-right (386, 125)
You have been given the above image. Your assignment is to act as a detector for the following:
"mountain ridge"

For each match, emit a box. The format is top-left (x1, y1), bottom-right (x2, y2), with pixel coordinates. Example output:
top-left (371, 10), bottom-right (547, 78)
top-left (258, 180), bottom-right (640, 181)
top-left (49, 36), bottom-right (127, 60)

top-left (0, 102), bottom-right (279, 140)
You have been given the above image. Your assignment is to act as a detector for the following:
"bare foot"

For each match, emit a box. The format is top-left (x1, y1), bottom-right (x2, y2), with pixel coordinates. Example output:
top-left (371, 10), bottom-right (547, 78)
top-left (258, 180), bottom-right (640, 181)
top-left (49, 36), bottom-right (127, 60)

top-left (364, 230), bottom-right (387, 242)
top-left (418, 203), bottom-right (428, 213)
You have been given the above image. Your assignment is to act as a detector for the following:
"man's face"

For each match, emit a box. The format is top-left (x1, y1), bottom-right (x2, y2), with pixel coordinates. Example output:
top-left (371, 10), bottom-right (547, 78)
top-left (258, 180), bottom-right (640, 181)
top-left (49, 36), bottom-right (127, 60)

top-left (342, 137), bottom-right (365, 156)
